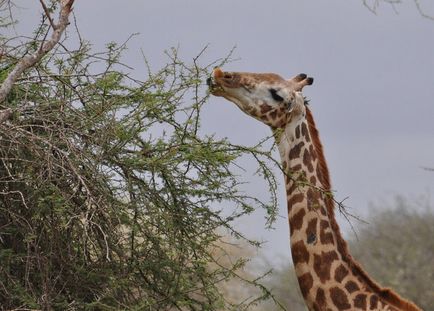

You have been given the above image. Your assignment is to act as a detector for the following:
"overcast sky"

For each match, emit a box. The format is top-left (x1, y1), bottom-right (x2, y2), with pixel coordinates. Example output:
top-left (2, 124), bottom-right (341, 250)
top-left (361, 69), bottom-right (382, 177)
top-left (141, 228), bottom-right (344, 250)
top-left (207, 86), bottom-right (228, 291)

top-left (13, 0), bottom-right (434, 263)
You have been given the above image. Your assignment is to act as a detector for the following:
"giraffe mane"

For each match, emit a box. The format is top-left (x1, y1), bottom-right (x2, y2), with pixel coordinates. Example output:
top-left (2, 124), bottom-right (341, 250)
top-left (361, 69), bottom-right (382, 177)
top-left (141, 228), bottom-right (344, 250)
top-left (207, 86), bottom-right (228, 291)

top-left (305, 107), bottom-right (421, 311)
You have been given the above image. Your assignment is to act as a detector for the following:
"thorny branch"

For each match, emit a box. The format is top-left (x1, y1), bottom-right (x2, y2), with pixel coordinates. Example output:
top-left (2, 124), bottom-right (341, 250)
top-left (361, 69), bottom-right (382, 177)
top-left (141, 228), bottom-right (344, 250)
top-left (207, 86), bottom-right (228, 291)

top-left (0, 0), bottom-right (75, 105)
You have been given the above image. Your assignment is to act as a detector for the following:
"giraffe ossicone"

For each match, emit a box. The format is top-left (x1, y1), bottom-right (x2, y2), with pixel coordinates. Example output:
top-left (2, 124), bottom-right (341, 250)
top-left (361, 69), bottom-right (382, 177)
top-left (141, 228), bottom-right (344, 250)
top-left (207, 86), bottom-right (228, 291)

top-left (208, 68), bottom-right (422, 311)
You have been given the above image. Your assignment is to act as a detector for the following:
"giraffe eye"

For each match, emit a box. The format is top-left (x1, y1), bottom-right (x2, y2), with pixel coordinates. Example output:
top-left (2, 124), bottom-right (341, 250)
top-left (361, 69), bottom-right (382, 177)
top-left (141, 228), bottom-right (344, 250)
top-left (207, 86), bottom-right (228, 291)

top-left (269, 88), bottom-right (284, 102)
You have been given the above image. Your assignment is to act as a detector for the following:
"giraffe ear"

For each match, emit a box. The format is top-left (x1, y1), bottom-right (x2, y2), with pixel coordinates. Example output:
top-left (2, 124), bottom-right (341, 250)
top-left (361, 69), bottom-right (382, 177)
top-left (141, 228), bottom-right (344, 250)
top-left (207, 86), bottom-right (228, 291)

top-left (213, 67), bottom-right (224, 78)
top-left (288, 73), bottom-right (314, 91)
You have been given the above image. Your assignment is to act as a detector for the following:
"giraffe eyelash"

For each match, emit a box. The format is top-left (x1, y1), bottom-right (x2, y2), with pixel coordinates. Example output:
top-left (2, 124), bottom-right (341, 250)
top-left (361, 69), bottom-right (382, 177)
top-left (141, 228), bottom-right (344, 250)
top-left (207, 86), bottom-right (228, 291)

top-left (269, 88), bottom-right (284, 102)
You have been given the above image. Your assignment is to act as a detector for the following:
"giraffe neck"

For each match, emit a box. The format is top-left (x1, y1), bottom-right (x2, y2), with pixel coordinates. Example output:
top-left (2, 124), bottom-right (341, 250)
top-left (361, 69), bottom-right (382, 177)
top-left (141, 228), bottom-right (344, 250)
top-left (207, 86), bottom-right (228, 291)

top-left (276, 107), bottom-right (421, 311)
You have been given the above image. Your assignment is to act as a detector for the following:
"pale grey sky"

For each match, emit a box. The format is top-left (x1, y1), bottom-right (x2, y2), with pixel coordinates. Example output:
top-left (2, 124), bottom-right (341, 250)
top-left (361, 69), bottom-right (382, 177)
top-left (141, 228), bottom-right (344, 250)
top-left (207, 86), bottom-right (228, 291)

top-left (12, 0), bottom-right (434, 263)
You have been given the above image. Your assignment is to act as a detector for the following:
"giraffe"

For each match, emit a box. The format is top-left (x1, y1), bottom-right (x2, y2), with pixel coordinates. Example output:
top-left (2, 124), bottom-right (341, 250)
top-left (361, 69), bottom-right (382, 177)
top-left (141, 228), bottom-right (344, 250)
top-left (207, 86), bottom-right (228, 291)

top-left (207, 68), bottom-right (423, 311)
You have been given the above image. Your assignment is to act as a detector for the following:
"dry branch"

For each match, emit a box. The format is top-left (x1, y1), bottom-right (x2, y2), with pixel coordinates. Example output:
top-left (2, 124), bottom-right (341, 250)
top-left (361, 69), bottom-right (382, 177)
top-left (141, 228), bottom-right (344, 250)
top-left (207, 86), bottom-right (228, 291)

top-left (0, 0), bottom-right (75, 105)
top-left (363, 0), bottom-right (434, 19)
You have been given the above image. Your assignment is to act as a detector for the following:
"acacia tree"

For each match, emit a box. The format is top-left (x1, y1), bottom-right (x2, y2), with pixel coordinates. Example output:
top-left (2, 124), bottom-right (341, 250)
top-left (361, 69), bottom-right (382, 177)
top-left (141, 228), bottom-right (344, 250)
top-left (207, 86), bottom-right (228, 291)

top-left (0, 1), bottom-right (279, 310)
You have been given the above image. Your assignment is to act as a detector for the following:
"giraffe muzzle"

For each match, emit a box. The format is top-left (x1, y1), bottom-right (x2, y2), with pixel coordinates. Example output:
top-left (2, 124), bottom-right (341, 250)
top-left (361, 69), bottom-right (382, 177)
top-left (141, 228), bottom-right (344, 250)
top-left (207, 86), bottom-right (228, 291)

top-left (206, 69), bottom-right (225, 95)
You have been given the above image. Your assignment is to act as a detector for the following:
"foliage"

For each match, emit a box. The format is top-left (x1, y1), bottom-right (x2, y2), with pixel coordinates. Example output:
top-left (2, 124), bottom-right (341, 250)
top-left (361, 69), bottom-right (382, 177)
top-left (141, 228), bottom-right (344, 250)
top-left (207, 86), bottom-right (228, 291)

top-left (0, 4), bottom-right (280, 310)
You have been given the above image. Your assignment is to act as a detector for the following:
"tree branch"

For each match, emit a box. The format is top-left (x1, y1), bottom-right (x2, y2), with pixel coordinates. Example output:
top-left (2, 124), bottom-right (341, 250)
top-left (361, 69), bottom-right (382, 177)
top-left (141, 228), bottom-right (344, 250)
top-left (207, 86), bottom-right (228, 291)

top-left (0, 0), bottom-right (75, 105)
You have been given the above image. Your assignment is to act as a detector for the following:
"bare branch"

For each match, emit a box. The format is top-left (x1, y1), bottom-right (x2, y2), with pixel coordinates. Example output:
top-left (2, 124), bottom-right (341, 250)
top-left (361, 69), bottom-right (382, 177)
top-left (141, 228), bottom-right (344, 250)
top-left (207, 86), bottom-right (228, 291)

top-left (39, 0), bottom-right (55, 30)
top-left (413, 0), bottom-right (434, 20)
top-left (363, 0), bottom-right (434, 20)
top-left (0, 0), bottom-right (75, 104)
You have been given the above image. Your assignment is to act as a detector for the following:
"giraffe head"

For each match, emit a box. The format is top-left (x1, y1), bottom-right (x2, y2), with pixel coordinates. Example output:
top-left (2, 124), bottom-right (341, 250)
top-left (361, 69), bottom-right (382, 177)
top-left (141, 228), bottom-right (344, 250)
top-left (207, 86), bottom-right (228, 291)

top-left (207, 68), bottom-right (313, 128)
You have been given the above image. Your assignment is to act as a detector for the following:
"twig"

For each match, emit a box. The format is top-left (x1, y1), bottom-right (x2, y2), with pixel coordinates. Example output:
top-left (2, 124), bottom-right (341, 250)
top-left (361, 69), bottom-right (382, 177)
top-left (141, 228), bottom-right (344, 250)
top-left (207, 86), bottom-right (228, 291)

top-left (363, 0), bottom-right (434, 19)
top-left (39, 0), bottom-right (55, 30)
top-left (0, 190), bottom-right (29, 209)
top-left (414, 0), bottom-right (434, 20)
top-left (335, 197), bottom-right (366, 240)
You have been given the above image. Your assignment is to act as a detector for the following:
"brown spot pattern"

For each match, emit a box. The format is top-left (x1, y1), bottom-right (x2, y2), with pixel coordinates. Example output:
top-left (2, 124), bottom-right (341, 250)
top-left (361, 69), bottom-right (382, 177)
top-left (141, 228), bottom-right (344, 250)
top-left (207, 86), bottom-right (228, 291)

top-left (276, 118), bottom-right (287, 128)
top-left (292, 240), bottom-right (310, 265)
top-left (320, 206), bottom-right (328, 216)
top-left (269, 110), bottom-right (277, 120)
top-left (290, 208), bottom-right (306, 235)
top-left (369, 295), bottom-right (379, 309)
top-left (306, 188), bottom-right (320, 210)
top-left (286, 181), bottom-right (298, 194)
top-left (290, 164), bottom-right (302, 172)
top-left (298, 273), bottom-right (313, 299)
top-left (303, 149), bottom-right (314, 172)
top-left (295, 125), bottom-right (301, 139)
top-left (289, 141), bottom-right (304, 160)
top-left (288, 193), bottom-right (304, 210)
top-left (354, 294), bottom-right (367, 309)
top-left (277, 106), bottom-right (286, 114)
top-left (309, 144), bottom-right (317, 160)
top-left (310, 175), bottom-right (317, 185)
top-left (306, 218), bottom-right (317, 240)
top-left (260, 103), bottom-right (272, 114)
top-left (313, 251), bottom-right (338, 283)
top-left (330, 287), bottom-right (351, 310)
top-left (319, 220), bottom-right (335, 245)
top-left (301, 122), bottom-right (310, 142)
top-left (345, 280), bottom-right (360, 293)
top-left (334, 264), bottom-right (349, 283)
top-left (315, 288), bottom-right (326, 307)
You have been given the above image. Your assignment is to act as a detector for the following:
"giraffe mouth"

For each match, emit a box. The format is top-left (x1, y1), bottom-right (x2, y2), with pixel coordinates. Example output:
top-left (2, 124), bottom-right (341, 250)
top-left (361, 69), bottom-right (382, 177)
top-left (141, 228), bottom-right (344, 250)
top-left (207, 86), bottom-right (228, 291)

top-left (206, 76), bottom-right (217, 90)
top-left (206, 71), bottom-right (224, 95)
